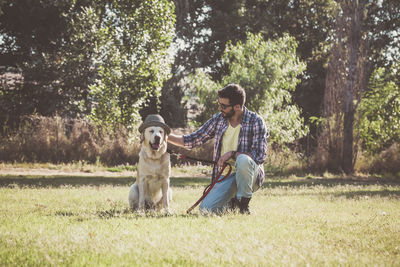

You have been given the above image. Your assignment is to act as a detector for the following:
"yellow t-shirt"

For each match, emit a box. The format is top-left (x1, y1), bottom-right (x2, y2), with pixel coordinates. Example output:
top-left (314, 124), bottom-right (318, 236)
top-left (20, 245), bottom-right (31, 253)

top-left (221, 122), bottom-right (241, 167)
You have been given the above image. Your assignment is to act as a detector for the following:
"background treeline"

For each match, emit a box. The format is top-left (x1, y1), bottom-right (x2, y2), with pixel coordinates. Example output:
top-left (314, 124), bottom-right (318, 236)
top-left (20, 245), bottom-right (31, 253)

top-left (0, 0), bottom-right (399, 174)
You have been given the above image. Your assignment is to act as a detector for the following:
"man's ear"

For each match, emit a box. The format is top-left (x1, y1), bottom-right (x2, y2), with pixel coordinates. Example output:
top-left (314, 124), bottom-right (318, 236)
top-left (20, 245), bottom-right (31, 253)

top-left (140, 132), bottom-right (144, 143)
top-left (233, 104), bottom-right (243, 112)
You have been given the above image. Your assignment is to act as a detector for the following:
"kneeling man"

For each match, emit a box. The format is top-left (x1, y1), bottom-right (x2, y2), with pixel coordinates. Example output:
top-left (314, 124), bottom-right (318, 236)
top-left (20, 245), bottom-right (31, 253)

top-left (168, 84), bottom-right (268, 214)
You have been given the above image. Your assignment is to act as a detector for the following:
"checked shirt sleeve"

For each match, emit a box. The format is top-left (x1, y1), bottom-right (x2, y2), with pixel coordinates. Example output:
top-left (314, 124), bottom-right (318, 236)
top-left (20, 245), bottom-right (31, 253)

top-left (250, 116), bottom-right (268, 165)
top-left (183, 115), bottom-right (218, 149)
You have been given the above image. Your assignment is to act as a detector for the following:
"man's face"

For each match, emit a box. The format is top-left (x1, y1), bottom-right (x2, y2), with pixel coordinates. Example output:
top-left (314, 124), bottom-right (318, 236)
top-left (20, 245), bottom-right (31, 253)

top-left (217, 97), bottom-right (235, 119)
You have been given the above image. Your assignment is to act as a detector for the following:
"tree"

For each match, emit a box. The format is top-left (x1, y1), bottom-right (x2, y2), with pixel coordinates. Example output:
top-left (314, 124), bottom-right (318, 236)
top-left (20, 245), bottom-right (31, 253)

top-left (317, 0), bottom-right (400, 173)
top-left (360, 66), bottom-right (400, 154)
top-left (160, 0), bottom-right (336, 137)
top-left (188, 33), bottom-right (308, 145)
top-left (0, 0), bottom-right (175, 131)
top-left (164, 0), bottom-right (400, 152)
top-left (88, 0), bottom-right (175, 129)
top-left (0, 0), bottom-right (98, 125)
top-left (318, 1), bottom-right (367, 173)
top-left (157, 0), bottom-right (211, 127)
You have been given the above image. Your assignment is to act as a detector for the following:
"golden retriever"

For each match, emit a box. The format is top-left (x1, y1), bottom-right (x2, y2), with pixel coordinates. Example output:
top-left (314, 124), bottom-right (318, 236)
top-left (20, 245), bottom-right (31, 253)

top-left (128, 125), bottom-right (172, 213)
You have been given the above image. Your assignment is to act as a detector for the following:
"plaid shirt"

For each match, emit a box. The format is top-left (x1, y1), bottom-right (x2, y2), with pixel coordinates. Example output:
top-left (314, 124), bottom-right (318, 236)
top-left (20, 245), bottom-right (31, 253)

top-left (183, 107), bottom-right (268, 185)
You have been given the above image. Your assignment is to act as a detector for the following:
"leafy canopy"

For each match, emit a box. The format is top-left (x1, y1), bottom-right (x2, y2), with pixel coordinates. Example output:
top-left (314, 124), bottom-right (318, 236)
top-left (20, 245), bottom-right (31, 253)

top-left (360, 66), bottom-right (400, 153)
top-left (88, 0), bottom-right (175, 130)
top-left (187, 33), bottom-right (308, 144)
top-left (0, 0), bottom-right (175, 132)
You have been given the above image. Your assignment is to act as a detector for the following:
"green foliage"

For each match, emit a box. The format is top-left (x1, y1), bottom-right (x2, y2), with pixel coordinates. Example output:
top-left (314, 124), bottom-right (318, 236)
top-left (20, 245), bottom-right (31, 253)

top-left (172, 0), bottom-right (337, 126)
top-left (89, 0), bottom-right (175, 129)
top-left (167, 0), bottom-right (399, 150)
top-left (184, 69), bottom-right (220, 126)
top-left (0, 0), bottom-right (175, 132)
top-left (189, 33), bottom-right (308, 145)
top-left (360, 67), bottom-right (400, 153)
top-left (0, 0), bottom-right (98, 121)
top-left (222, 33), bottom-right (308, 144)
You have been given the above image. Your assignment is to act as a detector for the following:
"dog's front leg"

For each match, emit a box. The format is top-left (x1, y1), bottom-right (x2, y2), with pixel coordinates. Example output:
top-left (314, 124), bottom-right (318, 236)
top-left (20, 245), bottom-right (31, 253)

top-left (138, 178), bottom-right (146, 211)
top-left (161, 178), bottom-right (170, 214)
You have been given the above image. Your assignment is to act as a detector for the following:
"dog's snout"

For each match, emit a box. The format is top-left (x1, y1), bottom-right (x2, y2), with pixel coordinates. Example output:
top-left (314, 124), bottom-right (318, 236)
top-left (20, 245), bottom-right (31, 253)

top-left (154, 135), bottom-right (161, 143)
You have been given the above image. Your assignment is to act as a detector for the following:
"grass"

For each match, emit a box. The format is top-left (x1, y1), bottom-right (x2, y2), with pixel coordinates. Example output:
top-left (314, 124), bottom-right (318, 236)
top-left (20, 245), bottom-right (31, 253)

top-left (0, 167), bottom-right (399, 266)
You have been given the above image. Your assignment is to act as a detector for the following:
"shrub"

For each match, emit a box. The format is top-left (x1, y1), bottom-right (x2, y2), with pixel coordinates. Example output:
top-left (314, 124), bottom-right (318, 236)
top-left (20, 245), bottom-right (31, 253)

top-left (371, 143), bottom-right (400, 174)
top-left (0, 115), bottom-right (140, 165)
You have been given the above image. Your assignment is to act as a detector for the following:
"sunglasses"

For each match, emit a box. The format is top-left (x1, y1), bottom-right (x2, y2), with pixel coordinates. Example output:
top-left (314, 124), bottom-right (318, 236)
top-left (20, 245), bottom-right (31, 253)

top-left (217, 101), bottom-right (233, 109)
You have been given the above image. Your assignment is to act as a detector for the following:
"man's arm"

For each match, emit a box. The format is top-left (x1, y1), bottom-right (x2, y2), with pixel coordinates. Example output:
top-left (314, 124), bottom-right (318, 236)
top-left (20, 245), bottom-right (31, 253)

top-left (250, 116), bottom-right (268, 164)
top-left (168, 114), bottom-right (218, 150)
top-left (168, 133), bottom-right (185, 147)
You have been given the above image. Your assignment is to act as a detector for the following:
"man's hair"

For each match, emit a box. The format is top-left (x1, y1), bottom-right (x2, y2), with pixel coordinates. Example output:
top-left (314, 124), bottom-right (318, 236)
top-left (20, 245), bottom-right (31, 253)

top-left (218, 84), bottom-right (246, 107)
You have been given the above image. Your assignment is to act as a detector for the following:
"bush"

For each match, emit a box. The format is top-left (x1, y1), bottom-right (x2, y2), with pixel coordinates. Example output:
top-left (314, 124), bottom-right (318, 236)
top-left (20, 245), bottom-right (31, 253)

top-left (371, 143), bottom-right (400, 174)
top-left (0, 115), bottom-right (140, 166)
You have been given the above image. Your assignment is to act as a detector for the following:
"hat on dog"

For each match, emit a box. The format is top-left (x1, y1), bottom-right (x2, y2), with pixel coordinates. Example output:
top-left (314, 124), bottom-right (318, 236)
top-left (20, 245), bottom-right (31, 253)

top-left (138, 114), bottom-right (171, 134)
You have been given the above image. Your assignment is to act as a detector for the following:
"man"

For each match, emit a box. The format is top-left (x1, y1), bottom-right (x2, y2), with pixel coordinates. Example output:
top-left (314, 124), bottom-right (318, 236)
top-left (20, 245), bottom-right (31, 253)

top-left (168, 84), bottom-right (268, 214)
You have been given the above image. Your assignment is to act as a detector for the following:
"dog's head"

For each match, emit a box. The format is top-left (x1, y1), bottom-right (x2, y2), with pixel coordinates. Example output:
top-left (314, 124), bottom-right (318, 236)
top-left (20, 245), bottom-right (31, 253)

top-left (141, 126), bottom-right (168, 157)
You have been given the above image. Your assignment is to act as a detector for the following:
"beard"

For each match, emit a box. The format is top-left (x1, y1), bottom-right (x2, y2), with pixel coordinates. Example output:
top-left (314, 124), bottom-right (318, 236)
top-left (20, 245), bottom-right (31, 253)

top-left (221, 109), bottom-right (235, 119)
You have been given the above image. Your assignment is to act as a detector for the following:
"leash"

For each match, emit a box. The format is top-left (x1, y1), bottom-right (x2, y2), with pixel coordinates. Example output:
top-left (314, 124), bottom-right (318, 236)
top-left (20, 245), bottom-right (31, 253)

top-left (167, 148), bottom-right (232, 213)
top-left (186, 163), bottom-right (232, 214)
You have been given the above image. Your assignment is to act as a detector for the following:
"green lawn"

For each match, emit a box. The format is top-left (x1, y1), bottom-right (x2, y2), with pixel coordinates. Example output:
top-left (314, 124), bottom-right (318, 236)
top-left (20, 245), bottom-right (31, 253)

top-left (1, 173), bottom-right (399, 266)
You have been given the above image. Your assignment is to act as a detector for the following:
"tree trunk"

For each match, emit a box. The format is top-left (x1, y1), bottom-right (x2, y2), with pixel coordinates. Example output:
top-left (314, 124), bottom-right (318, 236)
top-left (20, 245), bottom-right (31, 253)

top-left (341, 0), bottom-right (364, 174)
top-left (342, 103), bottom-right (354, 174)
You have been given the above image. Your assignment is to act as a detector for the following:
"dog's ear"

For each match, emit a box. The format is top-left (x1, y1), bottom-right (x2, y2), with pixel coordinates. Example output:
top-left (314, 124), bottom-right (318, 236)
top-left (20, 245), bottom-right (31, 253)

top-left (162, 130), bottom-right (168, 142)
top-left (164, 132), bottom-right (168, 142)
top-left (140, 132), bottom-right (144, 143)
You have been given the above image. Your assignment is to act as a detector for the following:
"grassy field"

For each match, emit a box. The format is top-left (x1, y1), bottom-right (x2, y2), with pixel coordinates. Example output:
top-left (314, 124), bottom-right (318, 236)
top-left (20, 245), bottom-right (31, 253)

top-left (0, 166), bottom-right (399, 266)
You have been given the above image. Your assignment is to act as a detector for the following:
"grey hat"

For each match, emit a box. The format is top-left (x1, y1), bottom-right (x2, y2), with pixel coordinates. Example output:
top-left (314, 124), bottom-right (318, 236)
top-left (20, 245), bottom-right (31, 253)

top-left (138, 114), bottom-right (171, 134)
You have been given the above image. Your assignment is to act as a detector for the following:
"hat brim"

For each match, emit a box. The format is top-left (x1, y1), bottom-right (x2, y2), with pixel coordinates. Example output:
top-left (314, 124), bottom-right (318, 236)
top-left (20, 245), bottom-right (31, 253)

top-left (138, 122), bottom-right (171, 134)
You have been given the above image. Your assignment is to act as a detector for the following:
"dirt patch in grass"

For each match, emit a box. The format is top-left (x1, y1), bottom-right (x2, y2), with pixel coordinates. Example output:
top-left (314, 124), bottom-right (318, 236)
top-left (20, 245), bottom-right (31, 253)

top-left (0, 166), bottom-right (134, 177)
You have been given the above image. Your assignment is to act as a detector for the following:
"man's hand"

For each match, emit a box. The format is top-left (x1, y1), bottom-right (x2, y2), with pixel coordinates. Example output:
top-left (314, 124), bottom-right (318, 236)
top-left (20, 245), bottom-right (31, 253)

top-left (168, 133), bottom-right (184, 147)
top-left (217, 151), bottom-right (235, 168)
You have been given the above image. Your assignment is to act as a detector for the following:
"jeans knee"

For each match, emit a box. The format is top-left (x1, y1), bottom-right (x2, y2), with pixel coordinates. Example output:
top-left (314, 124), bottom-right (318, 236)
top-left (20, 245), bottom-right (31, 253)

top-left (235, 154), bottom-right (253, 170)
top-left (235, 154), bottom-right (257, 196)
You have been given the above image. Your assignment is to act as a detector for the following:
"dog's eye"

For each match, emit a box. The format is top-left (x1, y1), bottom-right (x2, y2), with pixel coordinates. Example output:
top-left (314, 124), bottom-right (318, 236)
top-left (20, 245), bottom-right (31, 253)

top-left (160, 130), bottom-right (163, 134)
top-left (150, 130), bottom-right (154, 133)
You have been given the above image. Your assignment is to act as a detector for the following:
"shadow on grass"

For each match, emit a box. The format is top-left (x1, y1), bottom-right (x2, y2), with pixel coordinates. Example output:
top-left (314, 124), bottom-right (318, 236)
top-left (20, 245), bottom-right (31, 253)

top-left (263, 177), bottom-right (400, 199)
top-left (52, 207), bottom-right (202, 220)
top-left (0, 175), bottom-right (210, 188)
top-left (263, 177), bottom-right (400, 188)
top-left (334, 189), bottom-right (400, 199)
top-left (1, 174), bottom-right (399, 202)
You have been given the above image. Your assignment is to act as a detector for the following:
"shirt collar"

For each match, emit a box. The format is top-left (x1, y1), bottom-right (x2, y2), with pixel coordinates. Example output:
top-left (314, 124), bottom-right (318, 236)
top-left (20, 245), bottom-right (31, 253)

top-left (241, 106), bottom-right (250, 124)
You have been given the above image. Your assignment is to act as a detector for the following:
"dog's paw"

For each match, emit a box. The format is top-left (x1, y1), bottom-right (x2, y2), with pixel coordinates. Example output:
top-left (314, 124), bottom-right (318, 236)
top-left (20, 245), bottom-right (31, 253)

top-left (138, 202), bottom-right (146, 210)
top-left (136, 209), bottom-right (146, 216)
top-left (163, 208), bottom-right (173, 216)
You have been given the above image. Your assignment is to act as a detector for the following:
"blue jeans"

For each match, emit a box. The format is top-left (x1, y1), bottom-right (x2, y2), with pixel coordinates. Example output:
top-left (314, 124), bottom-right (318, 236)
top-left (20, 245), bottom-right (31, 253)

top-left (199, 154), bottom-right (260, 214)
